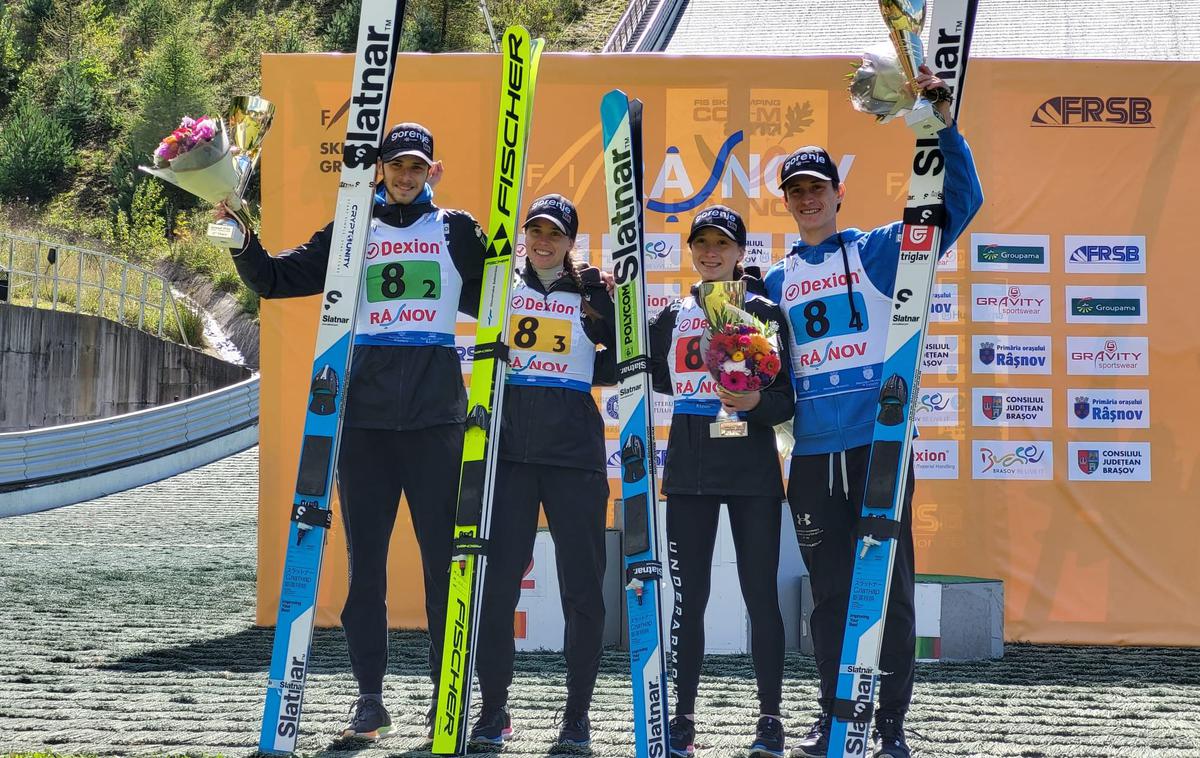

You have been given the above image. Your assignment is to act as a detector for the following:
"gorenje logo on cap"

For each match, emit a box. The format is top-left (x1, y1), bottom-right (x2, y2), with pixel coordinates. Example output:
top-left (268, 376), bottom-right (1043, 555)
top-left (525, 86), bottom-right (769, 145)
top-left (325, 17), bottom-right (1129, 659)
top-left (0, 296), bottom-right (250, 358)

top-left (1031, 96), bottom-right (1152, 128)
top-left (389, 128), bottom-right (431, 151)
top-left (532, 196), bottom-right (573, 221)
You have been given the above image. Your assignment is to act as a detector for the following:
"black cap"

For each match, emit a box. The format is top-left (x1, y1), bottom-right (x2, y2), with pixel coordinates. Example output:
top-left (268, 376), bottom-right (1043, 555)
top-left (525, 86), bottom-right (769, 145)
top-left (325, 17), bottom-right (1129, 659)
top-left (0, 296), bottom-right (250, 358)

top-left (778, 146), bottom-right (839, 189)
top-left (523, 194), bottom-right (579, 238)
top-left (687, 204), bottom-right (747, 247)
top-left (380, 122), bottom-right (434, 164)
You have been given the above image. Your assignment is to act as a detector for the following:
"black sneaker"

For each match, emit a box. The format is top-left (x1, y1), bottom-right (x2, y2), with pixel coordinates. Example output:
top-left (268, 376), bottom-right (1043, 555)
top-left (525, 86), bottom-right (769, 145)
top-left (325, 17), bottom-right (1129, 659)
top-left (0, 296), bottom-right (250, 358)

top-left (556, 710), bottom-right (591, 748)
top-left (341, 695), bottom-right (392, 741)
top-left (669, 715), bottom-right (695, 757)
top-left (789, 712), bottom-right (829, 758)
top-left (470, 706), bottom-right (513, 747)
top-left (873, 716), bottom-right (910, 758)
top-left (750, 715), bottom-right (786, 757)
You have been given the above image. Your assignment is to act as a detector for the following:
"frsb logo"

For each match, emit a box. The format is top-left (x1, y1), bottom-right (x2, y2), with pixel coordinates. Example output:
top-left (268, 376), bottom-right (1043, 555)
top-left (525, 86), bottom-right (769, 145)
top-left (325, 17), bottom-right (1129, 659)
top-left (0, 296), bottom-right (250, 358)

top-left (1031, 96), bottom-right (1152, 128)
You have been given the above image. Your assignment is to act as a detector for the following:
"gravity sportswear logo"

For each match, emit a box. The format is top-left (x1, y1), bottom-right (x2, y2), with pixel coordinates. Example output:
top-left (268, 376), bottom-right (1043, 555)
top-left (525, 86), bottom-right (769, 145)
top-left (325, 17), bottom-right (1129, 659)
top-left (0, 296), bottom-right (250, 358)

top-left (1031, 96), bottom-right (1153, 127)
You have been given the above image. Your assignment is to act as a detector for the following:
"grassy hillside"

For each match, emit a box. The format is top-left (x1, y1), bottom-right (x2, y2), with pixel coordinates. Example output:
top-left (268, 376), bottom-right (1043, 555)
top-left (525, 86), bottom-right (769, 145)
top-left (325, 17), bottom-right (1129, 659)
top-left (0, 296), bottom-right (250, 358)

top-left (0, 0), bottom-right (626, 327)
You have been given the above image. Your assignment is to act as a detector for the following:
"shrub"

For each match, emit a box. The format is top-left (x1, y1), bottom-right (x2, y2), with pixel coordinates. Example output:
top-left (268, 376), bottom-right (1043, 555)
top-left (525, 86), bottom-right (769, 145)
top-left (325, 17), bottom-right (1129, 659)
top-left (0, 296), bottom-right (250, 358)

top-left (0, 93), bottom-right (73, 201)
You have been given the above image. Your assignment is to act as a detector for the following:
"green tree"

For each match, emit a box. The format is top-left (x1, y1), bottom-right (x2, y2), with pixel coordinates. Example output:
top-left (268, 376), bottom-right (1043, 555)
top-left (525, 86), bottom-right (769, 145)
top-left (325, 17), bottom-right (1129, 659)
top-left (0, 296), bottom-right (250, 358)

top-left (128, 21), bottom-right (211, 163)
top-left (0, 92), bottom-right (74, 201)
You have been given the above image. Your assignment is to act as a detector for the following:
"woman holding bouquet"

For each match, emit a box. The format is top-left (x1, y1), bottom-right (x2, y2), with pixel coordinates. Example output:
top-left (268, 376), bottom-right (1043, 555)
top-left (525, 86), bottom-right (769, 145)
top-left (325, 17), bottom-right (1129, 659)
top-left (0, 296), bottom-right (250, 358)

top-left (467, 194), bottom-right (615, 751)
top-left (647, 205), bottom-right (794, 758)
top-left (215, 123), bottom-right (485, 742)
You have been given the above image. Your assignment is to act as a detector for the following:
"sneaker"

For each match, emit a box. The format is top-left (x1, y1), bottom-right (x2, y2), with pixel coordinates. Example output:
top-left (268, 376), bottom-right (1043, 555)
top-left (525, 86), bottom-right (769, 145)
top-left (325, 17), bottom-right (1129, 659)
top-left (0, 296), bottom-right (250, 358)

top-left (750, 715), bottom-right (786, 757)
top-left (470, 706), bottom-right (513, 747)
top-left (789, 712), bottom-right (829, 758)
top-left (556, 710), bottom-right (591, 748)
top-left (872, 716), bottom-right (910, 758)
top-left (341, 695), bottom-right (392, 741)
top-left (668, 715), bottom-right (695, 757)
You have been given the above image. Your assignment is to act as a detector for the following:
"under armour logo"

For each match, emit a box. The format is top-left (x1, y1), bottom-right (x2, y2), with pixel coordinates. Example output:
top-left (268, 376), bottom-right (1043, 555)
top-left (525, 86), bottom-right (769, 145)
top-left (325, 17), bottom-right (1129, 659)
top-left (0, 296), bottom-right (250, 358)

top-left (797, 513), bottom-right (813, 526)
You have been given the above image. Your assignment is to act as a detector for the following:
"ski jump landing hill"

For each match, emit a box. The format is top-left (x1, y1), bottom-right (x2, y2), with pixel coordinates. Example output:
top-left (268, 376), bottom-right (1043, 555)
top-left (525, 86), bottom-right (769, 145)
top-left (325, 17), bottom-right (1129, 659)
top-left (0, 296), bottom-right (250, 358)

top-left (252, 2), bottom-right (1200, 649)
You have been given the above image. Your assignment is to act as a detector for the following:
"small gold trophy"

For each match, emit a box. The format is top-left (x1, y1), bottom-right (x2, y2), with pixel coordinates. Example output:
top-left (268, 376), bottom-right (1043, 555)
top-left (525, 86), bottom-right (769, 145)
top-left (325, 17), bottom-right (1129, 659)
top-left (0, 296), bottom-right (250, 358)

top-left (139, 96), bottom-right (275, 248)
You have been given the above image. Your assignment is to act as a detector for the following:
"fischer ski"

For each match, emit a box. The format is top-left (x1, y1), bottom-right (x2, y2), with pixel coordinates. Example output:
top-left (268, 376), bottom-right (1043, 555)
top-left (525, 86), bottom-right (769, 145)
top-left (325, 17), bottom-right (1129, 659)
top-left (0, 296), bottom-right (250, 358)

top-left (601, 90), bottom-right (671, 758)
top-left (257, 0), bottom-right (407, 754)
top-left (432, 26), bottom-right (543, 756)
top-left (828, 2), bottom-right (978, 757)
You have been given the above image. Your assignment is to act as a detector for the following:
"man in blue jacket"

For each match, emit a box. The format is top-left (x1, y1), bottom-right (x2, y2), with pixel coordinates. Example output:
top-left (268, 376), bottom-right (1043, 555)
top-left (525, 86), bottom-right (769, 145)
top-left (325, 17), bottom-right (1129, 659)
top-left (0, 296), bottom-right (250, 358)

top-left (765, 66), bottom-right (983, 758)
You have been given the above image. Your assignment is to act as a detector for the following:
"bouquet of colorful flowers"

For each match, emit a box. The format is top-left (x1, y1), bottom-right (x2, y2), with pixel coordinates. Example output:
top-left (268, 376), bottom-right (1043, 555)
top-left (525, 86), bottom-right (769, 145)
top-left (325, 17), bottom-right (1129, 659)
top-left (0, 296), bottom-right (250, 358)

top-left (704, 321), bottom-right (782, 393)
top-left (152, 116), bottom-right (219, 166)
top-left (140, 114), bottom-right (239, 206)
top-left (699, 281), bottom-right (781, 395)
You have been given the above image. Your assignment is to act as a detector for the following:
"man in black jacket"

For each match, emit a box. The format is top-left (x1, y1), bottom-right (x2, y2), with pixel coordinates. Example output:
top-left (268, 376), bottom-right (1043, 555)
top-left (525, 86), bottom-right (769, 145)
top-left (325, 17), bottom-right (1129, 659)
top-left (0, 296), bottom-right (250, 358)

top-left (218, 122), bottom-right (485, 741)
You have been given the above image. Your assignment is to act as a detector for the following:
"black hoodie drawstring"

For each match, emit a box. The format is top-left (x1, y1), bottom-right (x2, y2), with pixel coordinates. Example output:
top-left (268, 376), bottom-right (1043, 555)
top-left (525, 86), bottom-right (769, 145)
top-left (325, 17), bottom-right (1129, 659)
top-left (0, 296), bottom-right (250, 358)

top-left (836, 232), bottom-right (865, 333)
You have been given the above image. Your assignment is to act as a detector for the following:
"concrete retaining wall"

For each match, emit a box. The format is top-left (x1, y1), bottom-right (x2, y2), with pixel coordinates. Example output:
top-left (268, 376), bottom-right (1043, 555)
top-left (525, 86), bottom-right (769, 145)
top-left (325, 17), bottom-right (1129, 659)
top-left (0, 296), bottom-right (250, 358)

top-left (0, 304), bottom-right (251, 431)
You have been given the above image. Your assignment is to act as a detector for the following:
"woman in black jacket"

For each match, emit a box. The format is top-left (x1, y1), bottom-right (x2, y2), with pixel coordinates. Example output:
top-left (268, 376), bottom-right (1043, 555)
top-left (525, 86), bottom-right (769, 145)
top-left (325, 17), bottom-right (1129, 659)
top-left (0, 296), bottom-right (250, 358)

top-left (649, 205), bottom-right (793, 758)
top-left (468, 194), bottom-right (615, 751)
top-left (217, 123), bottom-right (485, 741)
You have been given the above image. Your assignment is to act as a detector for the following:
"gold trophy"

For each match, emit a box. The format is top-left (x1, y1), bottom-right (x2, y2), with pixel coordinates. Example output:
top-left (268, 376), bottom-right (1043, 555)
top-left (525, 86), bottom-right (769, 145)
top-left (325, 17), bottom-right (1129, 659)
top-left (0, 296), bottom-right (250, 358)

top-left (698, 280), bottom-right (751, 438)
top-left (848, 0), bottom-right (944, 136)
top-left (139, 96), bottom-right (275, 248)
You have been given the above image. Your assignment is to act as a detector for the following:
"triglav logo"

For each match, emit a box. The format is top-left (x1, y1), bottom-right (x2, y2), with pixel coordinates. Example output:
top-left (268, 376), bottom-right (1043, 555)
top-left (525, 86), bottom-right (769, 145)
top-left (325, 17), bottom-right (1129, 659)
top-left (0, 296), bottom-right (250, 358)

top-left (1031, 96), bottom-right (1152, 128)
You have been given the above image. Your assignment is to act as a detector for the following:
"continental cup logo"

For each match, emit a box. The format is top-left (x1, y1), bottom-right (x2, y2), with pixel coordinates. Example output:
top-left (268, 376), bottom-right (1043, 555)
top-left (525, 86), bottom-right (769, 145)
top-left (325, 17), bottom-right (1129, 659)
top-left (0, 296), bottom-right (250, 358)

top-left (1031, 96), bottom-right (1152, 128)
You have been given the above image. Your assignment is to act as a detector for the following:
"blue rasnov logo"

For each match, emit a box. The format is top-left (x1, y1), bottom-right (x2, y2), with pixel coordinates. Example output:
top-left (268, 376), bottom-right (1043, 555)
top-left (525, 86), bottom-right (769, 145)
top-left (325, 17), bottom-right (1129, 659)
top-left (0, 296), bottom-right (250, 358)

top-left (647, 131), bottom-right (744, 215)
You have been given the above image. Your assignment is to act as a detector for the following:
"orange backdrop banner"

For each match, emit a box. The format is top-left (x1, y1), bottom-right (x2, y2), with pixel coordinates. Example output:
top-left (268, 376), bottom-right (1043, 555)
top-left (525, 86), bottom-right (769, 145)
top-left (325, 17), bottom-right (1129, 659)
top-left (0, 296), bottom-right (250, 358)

top-left (257, 53), bottom-right (1200, 646)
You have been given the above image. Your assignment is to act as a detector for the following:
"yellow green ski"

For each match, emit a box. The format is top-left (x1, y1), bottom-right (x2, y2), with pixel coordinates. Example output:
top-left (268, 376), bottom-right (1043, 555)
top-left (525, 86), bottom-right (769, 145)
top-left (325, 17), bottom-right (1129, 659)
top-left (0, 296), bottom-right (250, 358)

top-left (432, 25), bottom-right (543, 756)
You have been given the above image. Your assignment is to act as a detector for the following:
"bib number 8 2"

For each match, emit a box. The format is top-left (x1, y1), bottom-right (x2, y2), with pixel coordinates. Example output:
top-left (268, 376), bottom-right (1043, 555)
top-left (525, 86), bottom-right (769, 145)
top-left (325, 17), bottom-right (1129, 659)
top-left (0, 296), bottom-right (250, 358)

top-left (365, 261), bottom-right (441, 303)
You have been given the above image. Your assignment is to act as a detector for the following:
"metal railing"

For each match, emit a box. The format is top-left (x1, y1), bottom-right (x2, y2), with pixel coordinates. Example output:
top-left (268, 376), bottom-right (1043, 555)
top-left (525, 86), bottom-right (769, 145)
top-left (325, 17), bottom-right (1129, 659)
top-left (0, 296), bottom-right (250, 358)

top-left (0, 376), bottom-right (259, 514)
top-left (0, 231), bottom-right (190, 347)
top-left (604, 0), bottom-right (654, 52)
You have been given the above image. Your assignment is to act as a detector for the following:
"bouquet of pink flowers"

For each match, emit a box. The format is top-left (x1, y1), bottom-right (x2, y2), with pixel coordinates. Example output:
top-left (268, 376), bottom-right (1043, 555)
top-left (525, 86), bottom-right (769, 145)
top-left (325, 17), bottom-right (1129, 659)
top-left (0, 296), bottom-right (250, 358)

top-left (152, 116), bottom-right (219, 166)
top-left (704, 322), bottom-right (782, 393)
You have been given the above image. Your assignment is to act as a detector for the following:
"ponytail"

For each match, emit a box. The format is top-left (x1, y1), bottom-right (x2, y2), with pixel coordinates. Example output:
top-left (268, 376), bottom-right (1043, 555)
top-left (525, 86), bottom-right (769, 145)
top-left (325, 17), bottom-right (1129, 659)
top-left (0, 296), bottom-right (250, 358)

top-left (564, 249), bottom-right (602, 320)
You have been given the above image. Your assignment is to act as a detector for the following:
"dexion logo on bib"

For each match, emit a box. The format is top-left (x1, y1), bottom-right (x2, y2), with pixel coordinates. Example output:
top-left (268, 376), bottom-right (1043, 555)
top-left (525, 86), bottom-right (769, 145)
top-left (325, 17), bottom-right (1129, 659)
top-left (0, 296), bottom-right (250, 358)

top-left (972, 335), bottom-right (1052, 375)
top-left (972, 440), bottom-right (1053, 480)
top-left (1064, 235), bottom-right (1145, 274)
top-left (1068, 442), bottom-right (1151, 481)
top-left (1068, 389), bottom-right (1149, 428)
top-left (1066, 336), bottom-right (1148, 375)
top-left (1066, 286), bottom-right (1147, 324)
top-left (1031, 96), bottom-right (1153, 128)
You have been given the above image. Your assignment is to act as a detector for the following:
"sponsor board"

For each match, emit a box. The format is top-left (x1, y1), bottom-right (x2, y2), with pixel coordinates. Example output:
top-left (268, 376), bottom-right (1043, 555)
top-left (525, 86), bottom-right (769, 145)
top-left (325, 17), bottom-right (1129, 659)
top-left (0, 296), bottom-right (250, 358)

top-left (913, 440), bottom-right (959, 480)
top-left (603, 232), bottom-right (681, 272)
top-left (1068, 442), bottom-right (1151, 481)
top-left (913, 389), bottom-right (959, 428)
top-left (971, 388), bottom-right (1053, 427)
top-left (455, 334), bottom-right (475, 373)
top-left (1031, 96), bottom-right (1153, 128)
top-left (922, 334), bottom-right (960, 377)
top-left (1066, 285), bottom-right (1147, 324)
top-left (928, 283), bottom-right (959, 323)
top-left (971, 335), bottom-right (1052, 375)
top-left (971, 283), bottom-right (1051, 323)
top-left (1066, 336), bottom-right (1149, 376)
top-left (602, 390), bottom-right (674, 429)
top-left (744, 233), bottom-right (773, 270)
top-left (972, 440), bottom-right (1054, 480)
top-left (937, 243), bottom-right (958, 272)
top-left (1068, 389), bottom-right (1149, 428)
top-left (970, 233), bottom-right (1050, 272)
top-left (1064, 235), bottom-right (1145, 274)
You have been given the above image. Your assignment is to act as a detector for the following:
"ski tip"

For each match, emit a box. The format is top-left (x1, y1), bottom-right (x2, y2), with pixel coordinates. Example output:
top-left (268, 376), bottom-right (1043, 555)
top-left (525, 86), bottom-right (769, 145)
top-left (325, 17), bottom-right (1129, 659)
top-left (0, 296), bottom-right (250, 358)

top-left (600, 90), bottom-right (630, 128)
top-left (502, 25), bottom-right (531, 46)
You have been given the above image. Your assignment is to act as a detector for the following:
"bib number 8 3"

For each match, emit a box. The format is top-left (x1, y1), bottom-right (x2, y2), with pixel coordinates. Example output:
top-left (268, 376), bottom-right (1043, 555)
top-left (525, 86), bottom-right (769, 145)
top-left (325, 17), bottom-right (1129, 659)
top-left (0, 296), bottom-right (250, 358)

top-left (509, 314), bottom-right (571, 353)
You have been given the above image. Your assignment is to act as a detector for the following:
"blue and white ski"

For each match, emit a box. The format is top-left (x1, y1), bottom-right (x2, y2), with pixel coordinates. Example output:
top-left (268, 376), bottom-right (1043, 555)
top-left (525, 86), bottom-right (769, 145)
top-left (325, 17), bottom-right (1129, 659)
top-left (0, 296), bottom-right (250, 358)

top-left (257, 0), bottom-right (406, 753)
top-left (601, 90), bottom-right (671, 758)
top-left (828, 2), bottom-right (978, 756)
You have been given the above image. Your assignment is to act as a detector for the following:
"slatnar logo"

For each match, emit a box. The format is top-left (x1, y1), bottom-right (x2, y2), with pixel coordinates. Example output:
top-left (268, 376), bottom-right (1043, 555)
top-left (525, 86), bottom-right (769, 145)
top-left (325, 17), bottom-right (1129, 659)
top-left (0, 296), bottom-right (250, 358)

top-left (1031, 96), bottom-right (1152, 128)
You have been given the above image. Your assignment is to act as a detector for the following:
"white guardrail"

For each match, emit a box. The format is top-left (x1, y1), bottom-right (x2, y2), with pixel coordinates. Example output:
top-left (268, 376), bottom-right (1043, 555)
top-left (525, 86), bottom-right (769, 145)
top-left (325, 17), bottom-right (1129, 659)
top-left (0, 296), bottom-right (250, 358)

top-left (0, 376), bottom-right (259, 517)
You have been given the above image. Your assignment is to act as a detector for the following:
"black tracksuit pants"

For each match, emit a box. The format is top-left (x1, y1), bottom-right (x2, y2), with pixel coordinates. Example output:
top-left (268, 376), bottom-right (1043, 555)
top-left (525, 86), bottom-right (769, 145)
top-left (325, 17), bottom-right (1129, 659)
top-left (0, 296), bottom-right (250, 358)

top-left (337, 424), bottom-right (462, 695)
top-left (666, 495), bottom-right (785, 715)
top-left (475, 461), bottom-right (608, 715)
top-left (787, 445), bottom-right (916, 720)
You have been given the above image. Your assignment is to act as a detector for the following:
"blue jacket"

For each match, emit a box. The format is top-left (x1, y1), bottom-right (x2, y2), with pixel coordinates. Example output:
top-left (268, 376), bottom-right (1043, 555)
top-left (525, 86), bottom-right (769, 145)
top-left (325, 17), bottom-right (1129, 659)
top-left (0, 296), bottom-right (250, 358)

top-left (765, 121), bottom-right (983, 456)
